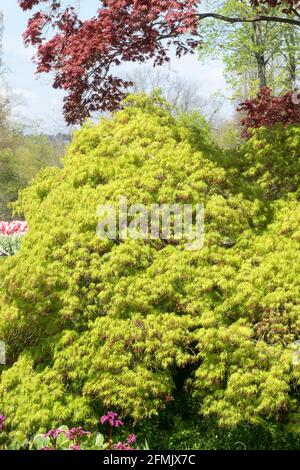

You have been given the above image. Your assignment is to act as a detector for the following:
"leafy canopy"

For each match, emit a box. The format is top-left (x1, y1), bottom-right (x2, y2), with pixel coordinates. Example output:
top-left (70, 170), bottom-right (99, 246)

top-left (18, 0), bottom-right (300, 123)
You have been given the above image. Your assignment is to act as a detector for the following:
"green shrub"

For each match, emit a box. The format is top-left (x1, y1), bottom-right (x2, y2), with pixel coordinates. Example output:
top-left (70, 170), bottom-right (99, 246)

top-left (0, 94), bottom-right (299, 444)
top-left (240, 124), bottom-right (300, 200)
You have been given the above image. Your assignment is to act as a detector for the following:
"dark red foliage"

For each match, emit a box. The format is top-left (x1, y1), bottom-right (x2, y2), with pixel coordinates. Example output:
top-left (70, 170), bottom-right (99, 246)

top-left (18, 1), bottom-right (300, 124)
top-left (238, 87), bottom-right (300, 138)
top-left (19, 0), bottom-right (200, 124)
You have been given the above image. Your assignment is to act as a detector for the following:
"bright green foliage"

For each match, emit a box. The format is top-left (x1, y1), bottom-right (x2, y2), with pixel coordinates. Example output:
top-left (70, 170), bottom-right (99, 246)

top-left (0, 94), bottom-right (299, 439)
top-left (240, 124), bottom-right (300, 200)
top-left (31, 427), bottom-right (107, 451)
top-left (193, 199), bottom-right (300, 425)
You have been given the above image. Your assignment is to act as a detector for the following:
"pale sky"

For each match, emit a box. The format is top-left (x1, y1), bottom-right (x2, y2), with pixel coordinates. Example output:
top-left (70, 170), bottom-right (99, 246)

top-left (0, 0), bottom-right (230, 133)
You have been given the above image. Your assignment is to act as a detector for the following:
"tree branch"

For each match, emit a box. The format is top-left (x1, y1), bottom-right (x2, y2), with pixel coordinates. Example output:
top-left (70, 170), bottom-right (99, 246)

top-left (196, 12), bottom-right (300, 27)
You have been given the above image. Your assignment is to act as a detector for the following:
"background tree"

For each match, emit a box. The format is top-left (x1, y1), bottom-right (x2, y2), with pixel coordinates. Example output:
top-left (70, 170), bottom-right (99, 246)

top-left (125, 66), bottom-right (224, 124)
top-left (0, 126), bottom-right (68, 219)
top-left (0, 81), bottom-right (68, 220)
top-left (198, 0), bottom-right (300, 99)
top-left (280, 26), bottom-right (299, 89)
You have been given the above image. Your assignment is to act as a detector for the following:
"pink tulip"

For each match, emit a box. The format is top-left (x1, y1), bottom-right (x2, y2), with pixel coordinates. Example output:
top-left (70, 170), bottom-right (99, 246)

top-left (0, 221), bottom-right (28, 236)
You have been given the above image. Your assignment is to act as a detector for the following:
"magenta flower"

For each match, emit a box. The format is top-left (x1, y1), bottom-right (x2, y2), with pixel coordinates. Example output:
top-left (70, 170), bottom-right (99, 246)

top-left (44, 428), bottom-right (64, 439)
top-left (65, 427), bottom-right (91, 440)
top-left (0, 414), bottom-right (6, 432)
top-left (114, 442), bottom-right (132, 450)
top-left (100, 411), bottom-right (124, 428)
top-left (127, 434), bottom-right (137, 445)
top-left (114, 434), bottom-right (137, 450)
top-left (101, 411), bottom-right (125, 450)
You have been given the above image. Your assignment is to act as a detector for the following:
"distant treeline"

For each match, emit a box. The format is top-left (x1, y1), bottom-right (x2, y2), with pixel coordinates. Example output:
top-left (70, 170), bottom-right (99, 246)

top-left (0, 126), bottom-right (70, 219)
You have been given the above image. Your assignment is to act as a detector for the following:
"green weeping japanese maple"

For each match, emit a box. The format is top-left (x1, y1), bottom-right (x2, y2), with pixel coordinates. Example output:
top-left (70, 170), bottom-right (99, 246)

top-left (0, 94), bottom-right (299, 436)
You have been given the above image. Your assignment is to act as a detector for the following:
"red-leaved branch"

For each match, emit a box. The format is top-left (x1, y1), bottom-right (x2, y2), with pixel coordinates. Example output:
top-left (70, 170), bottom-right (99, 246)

top-left (238, 88), bottom-right (300, 138)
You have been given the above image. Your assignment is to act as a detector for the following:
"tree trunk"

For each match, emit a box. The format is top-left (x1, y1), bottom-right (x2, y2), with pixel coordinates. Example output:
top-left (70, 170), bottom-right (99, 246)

top-left (252, 22), bottom-right (267, 89)
top-left (284, 28), bottom-right (297, 89)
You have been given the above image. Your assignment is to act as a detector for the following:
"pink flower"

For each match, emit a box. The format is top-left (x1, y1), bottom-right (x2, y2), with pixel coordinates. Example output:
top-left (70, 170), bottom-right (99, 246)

top-left (0, 220), bottom-right (28, 236)
top-left (65, 427), bottom-right (91, 440)
top-left (114, 434), bottom-right (136, 450)
top-left (114, 442), bottom-right (132, 450)
top-left (0, 414), bottom-right (6, 432)
top-left (127, 434), bottom-right (137, 445)
top-left (100, 411), bottom-right (124, 428)
top-left (44, 428), bottom-right (64, 439)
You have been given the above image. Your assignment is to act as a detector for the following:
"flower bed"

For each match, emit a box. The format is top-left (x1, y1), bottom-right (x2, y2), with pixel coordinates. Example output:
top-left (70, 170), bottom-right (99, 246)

top-left (0, 411), bottom-right (143, 451)
top-left (0, 221), bottom-right (28, 256)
